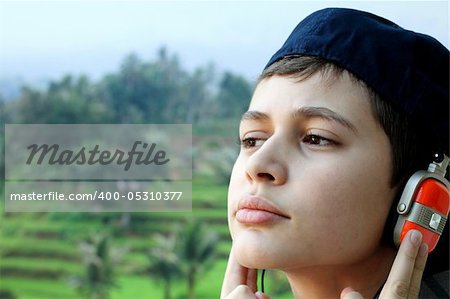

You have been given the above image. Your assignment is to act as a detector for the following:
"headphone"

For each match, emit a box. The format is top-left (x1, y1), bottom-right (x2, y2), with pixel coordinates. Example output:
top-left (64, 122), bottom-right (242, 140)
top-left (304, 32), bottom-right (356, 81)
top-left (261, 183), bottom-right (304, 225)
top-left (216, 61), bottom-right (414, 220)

top-left (393, 153), bottom-right (450, 252)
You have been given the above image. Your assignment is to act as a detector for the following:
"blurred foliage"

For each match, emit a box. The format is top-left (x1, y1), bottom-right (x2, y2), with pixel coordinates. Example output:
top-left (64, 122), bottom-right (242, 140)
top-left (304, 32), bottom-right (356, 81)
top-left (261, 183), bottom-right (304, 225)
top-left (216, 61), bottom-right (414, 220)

top-left (70, 232), bottom-right (128, 299)
top-left (177, 219), bottom-right (219, 299)
top-left (0, 289), bottom-right (18, 299)
top-left (0, 46), bottom-right (253, 181)
top-left (148, 232), bottom-right (182, 299)
top-left (147, 219), bottom-right (218, 299)
top-left (264, 269), bottom-right (292, 296)
top-left (204, 143), bottom-right (239, 184)
top-left (216, 71), bottom-right (252, 118)
top-left (0, 46), bottom-right (253, 125)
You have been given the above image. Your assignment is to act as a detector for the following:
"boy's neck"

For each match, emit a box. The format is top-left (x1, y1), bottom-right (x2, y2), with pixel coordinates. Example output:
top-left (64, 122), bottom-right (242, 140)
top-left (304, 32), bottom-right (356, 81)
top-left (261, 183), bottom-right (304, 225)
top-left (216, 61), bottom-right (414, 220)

top-left (284, 245), bottom-right (396, 299)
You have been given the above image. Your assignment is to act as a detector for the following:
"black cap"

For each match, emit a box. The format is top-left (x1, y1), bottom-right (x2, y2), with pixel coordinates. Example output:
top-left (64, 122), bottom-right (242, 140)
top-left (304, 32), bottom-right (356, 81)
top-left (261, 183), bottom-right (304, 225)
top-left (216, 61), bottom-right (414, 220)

top-left (265, 8), bottom-right (449, 153)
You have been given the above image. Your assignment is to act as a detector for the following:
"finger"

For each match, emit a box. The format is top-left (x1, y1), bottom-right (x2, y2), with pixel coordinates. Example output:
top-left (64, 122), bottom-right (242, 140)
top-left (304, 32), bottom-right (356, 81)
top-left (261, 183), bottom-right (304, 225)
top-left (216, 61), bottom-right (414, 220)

top-left (226, 285), bottom-right (258, 298)
top-left (221, 245), bottom-right (261, 298)
top-left (381, 229), bottom-right (422, 299)
top-left (221, 245), bottom-right (250, 298)
top-left (247, 268), bottom-right (258, 293)
top-left (340, 287), bottom-right (364, 299)
top-left (255, 291), bottom-right (271, 299)
top-left (408, 243), bottom-right (428, 299)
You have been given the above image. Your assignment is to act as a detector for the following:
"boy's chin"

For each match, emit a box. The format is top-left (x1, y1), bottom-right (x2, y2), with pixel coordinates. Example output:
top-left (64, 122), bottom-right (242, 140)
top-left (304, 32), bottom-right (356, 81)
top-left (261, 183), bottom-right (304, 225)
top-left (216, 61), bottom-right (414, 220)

top-left (235, 253), bottom-right (269, 270)
top-left (233, 237), bottom-right (318, 271)
top-left (233, 237), bottom-right (287, 270)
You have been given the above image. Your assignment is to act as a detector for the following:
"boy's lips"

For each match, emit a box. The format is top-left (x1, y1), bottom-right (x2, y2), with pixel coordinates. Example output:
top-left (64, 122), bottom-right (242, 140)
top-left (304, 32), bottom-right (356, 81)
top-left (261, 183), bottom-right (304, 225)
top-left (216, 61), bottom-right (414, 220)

top-left (236, 195), bottom-right (290, 224)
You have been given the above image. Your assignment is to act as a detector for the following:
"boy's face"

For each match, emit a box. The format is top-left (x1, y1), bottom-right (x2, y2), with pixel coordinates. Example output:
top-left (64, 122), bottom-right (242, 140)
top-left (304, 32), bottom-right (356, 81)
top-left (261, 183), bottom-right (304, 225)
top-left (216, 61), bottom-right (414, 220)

top-left (227, 73), bottom-right (397, 270)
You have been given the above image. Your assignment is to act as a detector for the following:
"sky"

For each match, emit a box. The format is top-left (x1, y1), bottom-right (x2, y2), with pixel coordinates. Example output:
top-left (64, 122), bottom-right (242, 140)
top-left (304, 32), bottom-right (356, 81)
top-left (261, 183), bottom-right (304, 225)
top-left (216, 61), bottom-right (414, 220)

top-left (0, 1), bottom-right (448, 85)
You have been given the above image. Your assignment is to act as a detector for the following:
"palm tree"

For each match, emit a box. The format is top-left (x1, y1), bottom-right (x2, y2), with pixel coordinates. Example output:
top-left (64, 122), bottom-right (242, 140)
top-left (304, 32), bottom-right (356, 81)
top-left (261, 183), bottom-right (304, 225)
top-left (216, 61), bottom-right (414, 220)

top-left (75, 232), bottom-right (127, 299)
top-left (148, 233), bottom-right (182, 299)
top-left (178, 219), bottom-right (218, 299)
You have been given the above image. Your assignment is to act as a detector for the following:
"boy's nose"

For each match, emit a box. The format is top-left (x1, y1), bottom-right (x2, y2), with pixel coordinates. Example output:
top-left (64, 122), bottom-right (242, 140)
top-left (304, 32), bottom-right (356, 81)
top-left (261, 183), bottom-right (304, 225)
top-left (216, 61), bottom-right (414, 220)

top-left (244, 139), bottom-right (288, 186)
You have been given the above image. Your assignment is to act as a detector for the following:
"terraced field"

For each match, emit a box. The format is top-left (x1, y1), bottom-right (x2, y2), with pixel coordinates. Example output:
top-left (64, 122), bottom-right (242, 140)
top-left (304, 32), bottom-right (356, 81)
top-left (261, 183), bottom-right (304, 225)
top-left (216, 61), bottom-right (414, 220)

top-left (0, 178), bottom-right (233, 299)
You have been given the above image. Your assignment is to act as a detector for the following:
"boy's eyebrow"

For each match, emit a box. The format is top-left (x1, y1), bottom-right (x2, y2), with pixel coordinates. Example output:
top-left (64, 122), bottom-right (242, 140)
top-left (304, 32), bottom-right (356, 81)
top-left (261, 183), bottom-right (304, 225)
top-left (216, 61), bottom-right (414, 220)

top-left (240, 111), bottom-right (270, 122)
top-left (240, 106), bottom-right (357, 133)
top-left (292, 106), bottom-right (357, 133)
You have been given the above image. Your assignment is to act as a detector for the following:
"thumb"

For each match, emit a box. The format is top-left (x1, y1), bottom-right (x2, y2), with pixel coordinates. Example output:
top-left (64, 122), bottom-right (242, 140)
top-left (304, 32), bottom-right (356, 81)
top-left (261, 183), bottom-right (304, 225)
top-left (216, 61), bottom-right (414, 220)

top-left (255, 291), bottom-right (271, 299)
top-left (340, 287), bottom-right (364, 299)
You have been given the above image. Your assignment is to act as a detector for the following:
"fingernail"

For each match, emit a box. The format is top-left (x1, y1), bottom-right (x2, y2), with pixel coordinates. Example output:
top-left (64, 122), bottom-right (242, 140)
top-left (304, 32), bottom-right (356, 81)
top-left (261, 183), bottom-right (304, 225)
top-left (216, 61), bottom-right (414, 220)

top-left (341, 287), bottom-right (356, 296)
top-left (410, 230), bottom-right (422, 247)
top-left (419, 243), bottom-right (429, 256)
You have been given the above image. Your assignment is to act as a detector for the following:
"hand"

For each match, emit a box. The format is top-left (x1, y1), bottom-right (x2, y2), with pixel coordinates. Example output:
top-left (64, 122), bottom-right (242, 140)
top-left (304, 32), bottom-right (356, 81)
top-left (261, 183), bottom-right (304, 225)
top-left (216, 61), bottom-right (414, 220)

top-left (220, 245), bottom-right (271, 299)
top-left (341, 229), bottom-right (429, 299)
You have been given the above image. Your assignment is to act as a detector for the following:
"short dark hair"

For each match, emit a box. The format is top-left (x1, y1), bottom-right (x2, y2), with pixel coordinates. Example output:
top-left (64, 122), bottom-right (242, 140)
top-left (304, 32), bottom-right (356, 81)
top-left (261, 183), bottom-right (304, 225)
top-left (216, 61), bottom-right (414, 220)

top-left (259, 55), bottom-right (431, 188)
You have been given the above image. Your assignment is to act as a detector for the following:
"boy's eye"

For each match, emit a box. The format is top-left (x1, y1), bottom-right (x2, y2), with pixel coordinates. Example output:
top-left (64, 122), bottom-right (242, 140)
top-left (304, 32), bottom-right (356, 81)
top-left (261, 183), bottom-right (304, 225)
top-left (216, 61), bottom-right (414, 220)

top-left (239, 137), bottom-right (265, 148)
top-left (302, 134), bottom-right (335, 147)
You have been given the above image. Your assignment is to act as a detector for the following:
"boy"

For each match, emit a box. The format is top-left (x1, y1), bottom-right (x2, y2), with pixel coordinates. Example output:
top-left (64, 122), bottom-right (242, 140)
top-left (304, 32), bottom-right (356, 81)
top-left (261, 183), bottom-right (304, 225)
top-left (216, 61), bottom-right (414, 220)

top-left (221, 8), bottom-right (449, 299)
